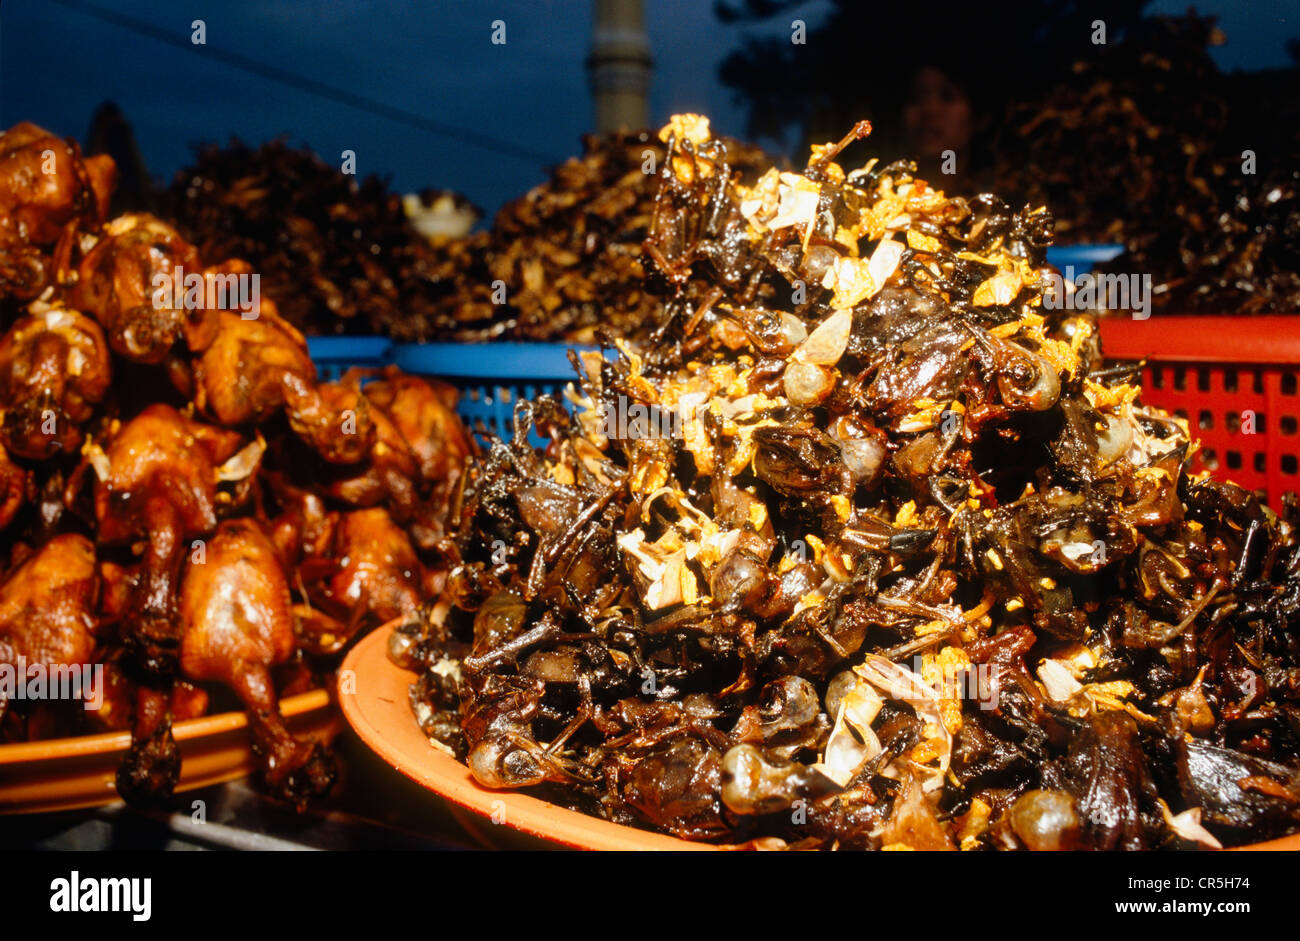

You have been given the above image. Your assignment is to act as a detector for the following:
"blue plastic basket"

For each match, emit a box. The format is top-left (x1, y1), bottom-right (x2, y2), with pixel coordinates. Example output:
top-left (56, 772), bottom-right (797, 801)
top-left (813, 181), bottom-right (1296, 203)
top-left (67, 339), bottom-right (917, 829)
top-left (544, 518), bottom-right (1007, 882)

top-left (306, 336), bottom-right (395, 380)
top-left (391, 341), bottom-right (600, 445)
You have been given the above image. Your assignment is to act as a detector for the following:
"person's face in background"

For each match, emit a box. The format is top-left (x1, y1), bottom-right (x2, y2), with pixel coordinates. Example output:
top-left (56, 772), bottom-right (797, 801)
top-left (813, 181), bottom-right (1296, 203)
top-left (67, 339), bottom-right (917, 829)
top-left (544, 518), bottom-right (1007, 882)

top-left (903, 66), bottom-right (975, 164)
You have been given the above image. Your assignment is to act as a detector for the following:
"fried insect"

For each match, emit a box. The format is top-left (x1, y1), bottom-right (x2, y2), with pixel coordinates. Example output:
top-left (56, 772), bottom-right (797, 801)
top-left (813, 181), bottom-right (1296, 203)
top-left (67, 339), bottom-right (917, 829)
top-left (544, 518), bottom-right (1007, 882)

top-left (403, 114), bottom-right (1300, 850)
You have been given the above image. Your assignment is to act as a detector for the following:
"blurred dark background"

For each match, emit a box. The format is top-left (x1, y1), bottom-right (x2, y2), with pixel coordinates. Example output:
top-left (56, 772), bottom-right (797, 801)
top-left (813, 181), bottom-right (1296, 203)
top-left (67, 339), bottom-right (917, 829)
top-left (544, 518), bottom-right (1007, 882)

top-left (2, 0), bottom-right (1296, 217)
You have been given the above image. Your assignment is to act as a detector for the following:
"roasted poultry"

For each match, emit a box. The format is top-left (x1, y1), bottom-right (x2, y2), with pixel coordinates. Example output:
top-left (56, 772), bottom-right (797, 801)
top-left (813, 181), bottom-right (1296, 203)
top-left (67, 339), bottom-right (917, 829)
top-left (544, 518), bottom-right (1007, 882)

top-left (0, 534), bottom-right (98, 739)
top-left (0, 301), bottom-right (111, 460)
top-left (317, 507), bottom-right (429, 626)
top-left (320, 396), bottom-right (421, 514)
top-left (320, 367), bottom-right (473, 547)
top-left (0, 119), bottom-right (470, 809)
top-left (178, 519), bottom-right (335, 805)
top-left (193, 299), bottom-right (374, 464)
top-left (361, 368), bottom-right (471, 491)
top-left (0, 122), bottom-right (115, 301)
top-left (68, 213), bottom-right (219, 363)
top-left (80, 404), bottom-right (255, 801)
top-left (87, 403), bottom-right (252, 675)
top-left (0, 444), bottom-right (29, 534)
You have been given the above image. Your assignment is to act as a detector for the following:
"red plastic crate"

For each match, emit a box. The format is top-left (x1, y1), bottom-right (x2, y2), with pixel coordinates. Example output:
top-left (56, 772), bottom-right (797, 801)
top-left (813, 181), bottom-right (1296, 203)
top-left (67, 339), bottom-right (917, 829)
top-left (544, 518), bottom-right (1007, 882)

top-left (1097, 316), bottom-right (1300, 506)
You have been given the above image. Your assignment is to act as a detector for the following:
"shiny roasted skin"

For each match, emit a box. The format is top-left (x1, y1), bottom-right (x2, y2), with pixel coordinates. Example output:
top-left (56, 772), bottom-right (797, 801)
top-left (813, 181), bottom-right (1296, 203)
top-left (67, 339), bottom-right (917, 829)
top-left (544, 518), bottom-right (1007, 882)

top-left (0, 304), bottom-right (111, 459)
top-left (0, 122), bottom-right (115, 300)
top-left (179, 520), bottom-right (335, 805)
top-left (69, 213), bottom-right (219, 363)
top-left (0, 119), bottom-right (470, 810)
top-left (0, 535), bottom-right (98, 738)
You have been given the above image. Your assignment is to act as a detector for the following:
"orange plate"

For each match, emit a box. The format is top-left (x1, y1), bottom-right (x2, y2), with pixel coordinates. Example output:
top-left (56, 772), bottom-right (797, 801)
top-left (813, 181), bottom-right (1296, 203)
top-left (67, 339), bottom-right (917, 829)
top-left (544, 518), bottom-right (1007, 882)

top-left (340, 625), bottom-right (710, 850)
top-left (342, 625), bottom-right (1300, 852)
top-left (0, 688), bottom-right (339, 814)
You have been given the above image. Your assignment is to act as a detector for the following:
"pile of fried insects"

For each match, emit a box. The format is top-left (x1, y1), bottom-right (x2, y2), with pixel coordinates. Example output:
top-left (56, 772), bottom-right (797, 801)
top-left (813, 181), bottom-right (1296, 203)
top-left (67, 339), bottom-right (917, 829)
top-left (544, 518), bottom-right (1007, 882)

top-left (393, 114), bottom-right (1300, 850)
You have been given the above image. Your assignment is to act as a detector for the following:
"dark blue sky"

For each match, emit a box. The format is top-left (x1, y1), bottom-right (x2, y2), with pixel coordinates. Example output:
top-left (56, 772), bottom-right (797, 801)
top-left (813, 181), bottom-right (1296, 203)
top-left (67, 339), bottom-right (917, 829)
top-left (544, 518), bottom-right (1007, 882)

top-left (2, 0), bottom-right (1294, 216)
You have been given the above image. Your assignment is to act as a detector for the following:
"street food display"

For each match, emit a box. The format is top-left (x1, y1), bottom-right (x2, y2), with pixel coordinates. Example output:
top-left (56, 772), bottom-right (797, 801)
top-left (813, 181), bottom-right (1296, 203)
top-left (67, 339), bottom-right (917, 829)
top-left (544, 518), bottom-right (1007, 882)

top-left (4, 84), bottom-right (1298, 851)
top-left (393, 115), bottom-right (1300, 849)
top-left (0, 122), bottom-right (474, 808)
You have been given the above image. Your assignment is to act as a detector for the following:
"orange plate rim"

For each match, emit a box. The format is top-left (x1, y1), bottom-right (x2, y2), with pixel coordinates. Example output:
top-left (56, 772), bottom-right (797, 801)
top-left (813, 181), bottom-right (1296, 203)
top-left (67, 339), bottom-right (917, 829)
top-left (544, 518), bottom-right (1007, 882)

top-left (0, 687), bottom-right (331, 764)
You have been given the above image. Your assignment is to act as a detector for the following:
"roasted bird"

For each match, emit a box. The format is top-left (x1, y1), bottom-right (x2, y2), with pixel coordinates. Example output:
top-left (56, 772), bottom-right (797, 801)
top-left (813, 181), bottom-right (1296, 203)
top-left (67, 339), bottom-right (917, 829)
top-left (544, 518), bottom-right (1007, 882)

top-left (193, 302), bottom-right (374, 464)
top-left (0, 301), bottom-right (111, 460)
top-left (0, 120), bottom-right (471, 808)
top-left (0, 535), bottom-right (98, 738)
top-left (68, 213), bottom-right (219, 363)
top-left (0, 122), bottom-right (115, 301)
top-left (361, 369), bottom-right (472, 488)
top-left (318, 507), bottom-right (428, 626)
top-left (0, 444), bottom-right (28, 534)
top-left (87, 403), bottom-right (253, 675)
top-left (178, 519), bottom-right (335, 805)
top-left (354, 367), bottom-right (473, 547)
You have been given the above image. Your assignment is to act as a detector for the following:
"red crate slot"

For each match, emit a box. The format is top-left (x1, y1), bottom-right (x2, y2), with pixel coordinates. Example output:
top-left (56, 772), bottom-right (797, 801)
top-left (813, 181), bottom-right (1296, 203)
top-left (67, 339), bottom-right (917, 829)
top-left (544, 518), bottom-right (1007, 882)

top-left (1097, 316), bottom-right (1300, 506)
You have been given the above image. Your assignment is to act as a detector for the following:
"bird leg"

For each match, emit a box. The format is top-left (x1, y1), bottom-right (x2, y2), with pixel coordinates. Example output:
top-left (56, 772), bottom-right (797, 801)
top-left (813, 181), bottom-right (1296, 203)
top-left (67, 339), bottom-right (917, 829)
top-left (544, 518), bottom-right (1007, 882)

top-left (130, 496), bottom-right (185, 677)
top-left (115, 682), bottom-right (180, 805)
top-left (231, 661), bottom-right (334, 809)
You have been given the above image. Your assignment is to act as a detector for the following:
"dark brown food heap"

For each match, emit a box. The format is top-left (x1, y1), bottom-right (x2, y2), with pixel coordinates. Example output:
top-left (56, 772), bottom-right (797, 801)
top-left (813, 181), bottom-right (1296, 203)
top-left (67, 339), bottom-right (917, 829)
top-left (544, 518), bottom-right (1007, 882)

top-left (398, 114), bottom-right (1300, 849)
top-left (1100, 167), bottom-right (1300, 315)
top-left (166, 132), bottom-right (769, 343)
top-left (416, 130), bottom-right (771, 343)
top-left (0, 123), bottom-right (474, 808)
top-left (993, 14), bottom-right (1300, 314)
top-left (166, 138), bottom-right (474, 337)
top-left (993, 15), bottom-right (1230, 246)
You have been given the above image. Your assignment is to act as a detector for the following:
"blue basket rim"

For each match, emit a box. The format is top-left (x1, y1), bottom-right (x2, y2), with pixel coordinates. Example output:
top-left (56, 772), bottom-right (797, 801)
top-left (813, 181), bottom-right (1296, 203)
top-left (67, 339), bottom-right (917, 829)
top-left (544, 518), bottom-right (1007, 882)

top-left (305, 336), bottom-right (394, 360)
top-left (1046, 243), bottom-right (1126, 267)
top-left (391, 341), bottom-right (612, 380)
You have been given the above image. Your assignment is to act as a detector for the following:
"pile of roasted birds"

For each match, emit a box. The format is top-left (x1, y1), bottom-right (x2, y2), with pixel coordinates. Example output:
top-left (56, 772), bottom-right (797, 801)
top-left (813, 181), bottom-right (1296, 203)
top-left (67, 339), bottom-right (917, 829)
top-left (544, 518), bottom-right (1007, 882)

top-left (396, 115), bottom-right (1300, 850)
top-left (0, 122), bottom-right (474, 807)
top-left (993, 13), bottom-right (1300, 314)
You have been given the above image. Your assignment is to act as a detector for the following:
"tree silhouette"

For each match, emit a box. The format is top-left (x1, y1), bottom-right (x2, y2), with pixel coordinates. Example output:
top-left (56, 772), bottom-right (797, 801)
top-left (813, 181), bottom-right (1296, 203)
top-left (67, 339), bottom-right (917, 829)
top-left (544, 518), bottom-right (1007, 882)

top-left (715, 0), bottom-right (1151, 158)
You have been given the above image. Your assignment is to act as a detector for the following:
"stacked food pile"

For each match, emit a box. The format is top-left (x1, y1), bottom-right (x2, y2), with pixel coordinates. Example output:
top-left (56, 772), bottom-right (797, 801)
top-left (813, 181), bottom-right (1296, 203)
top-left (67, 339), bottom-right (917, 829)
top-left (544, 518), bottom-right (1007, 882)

top-left (398, 115), bottom-right (1300, 849)
top-left (166, 138), bottom-right (476, 338)
top-left (1106, 167), bottom-right (1300, 315)
top-left (993, 14), bottom-right (1300, 314)
top-left (414, 131), bottom-right (771, 343)
top-left (167, 132), bottom-right (769, 343)
top-left (0, 123), bottom-right (474, 807)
